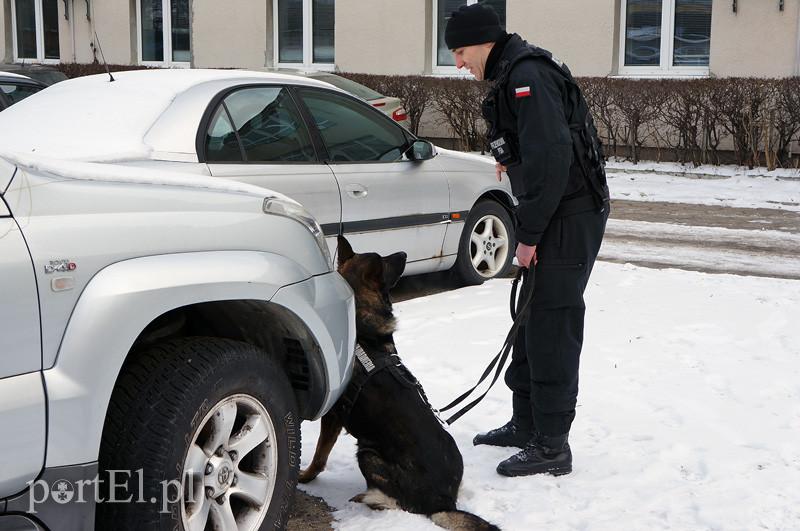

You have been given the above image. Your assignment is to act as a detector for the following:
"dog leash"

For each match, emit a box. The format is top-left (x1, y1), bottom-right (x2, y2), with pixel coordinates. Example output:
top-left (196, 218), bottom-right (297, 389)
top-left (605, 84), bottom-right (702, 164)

top-left (439, 264), bottom-right (536, 425)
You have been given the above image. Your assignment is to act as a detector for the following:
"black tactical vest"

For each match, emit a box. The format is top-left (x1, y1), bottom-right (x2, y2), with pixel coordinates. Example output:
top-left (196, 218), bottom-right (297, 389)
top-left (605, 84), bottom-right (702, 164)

top-left (482, 44), bottom-right (610, 207)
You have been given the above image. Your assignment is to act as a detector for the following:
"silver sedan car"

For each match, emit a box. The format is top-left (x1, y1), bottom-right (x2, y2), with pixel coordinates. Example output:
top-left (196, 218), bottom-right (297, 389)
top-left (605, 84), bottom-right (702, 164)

top-left (0, 69), bottom-right (515, 283)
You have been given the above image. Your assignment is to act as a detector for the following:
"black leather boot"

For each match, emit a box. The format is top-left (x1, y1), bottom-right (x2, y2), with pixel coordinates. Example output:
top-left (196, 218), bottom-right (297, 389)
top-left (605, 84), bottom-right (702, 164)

top-left (496, 432), bottom-right (572, 477)
top-left (473, 418), bottom-right (533, 448)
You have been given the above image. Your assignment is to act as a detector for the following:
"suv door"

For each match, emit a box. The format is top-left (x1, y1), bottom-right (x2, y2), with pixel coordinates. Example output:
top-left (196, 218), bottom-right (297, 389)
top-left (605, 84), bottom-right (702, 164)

top-left (0, 182), bottom-right (46, 498)
top-left (203, 85), bottom-right (341, 253)
top-left (295, 87), bottom-right (450, 264)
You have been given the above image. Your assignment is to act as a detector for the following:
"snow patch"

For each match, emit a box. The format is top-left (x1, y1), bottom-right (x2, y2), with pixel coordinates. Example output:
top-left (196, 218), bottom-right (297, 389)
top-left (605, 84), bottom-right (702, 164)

top-left (299, 263), bottom-right (800, 530)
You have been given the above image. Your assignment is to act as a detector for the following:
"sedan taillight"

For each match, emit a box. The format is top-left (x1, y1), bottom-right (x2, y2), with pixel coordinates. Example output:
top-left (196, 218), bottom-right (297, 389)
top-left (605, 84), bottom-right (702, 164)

top-left (392, 108), bottom-right (408, 122)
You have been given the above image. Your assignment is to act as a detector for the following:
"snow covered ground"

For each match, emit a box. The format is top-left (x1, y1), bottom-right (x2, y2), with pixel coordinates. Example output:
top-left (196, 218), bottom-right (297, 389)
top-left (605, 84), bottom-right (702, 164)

top-left (297, 158), bottom-right (800, 529)
top-left (606, 158), bottom-right (800, 181)
top-left (299, 263), bottom-right (800, 530)
top-left (606, 161), bottom-right (800, 212)
top-left (601, 220), bottom-right (800, 279)
top-left (473, 153), bottom-right (800, 212)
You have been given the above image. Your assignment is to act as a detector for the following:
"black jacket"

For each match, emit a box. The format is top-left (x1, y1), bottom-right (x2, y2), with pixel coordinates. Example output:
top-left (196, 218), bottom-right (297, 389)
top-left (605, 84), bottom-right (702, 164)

top-left (484, 34), bottom-right (594, 246)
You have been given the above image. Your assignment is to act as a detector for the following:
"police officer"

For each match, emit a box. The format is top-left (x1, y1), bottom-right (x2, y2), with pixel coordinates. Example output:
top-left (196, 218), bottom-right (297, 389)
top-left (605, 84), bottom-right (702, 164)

top-left (445, 4), bottom-right (610, 477)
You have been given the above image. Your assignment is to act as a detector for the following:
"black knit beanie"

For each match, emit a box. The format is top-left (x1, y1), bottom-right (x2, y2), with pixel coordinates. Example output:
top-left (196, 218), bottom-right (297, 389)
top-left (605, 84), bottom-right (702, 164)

top-left (444, 3), bottom-right (505, 49)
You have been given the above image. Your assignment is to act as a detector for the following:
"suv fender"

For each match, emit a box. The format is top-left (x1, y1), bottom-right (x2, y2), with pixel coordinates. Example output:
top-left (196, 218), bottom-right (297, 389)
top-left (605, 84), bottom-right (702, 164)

top-left (44, 250), bottom-right (337, 469)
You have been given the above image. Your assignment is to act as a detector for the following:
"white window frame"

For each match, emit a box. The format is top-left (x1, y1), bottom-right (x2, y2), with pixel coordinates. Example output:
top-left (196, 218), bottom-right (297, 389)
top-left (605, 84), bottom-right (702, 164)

top-left (432, 0), bottom-right (485, 77)
top-left (10, 0), bottom-right (60, 64)
top-left (618, 0), bottom-right (711, 78)
top-left (136, 0), bottom-right (191, 67)
top-left (273, 0), bottom-right (335, 71)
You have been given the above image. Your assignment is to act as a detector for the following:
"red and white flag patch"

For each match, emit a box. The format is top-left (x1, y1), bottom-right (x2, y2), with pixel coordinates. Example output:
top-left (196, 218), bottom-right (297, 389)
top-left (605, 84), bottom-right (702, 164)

top-left (515, 86), bottom-right (532, 98)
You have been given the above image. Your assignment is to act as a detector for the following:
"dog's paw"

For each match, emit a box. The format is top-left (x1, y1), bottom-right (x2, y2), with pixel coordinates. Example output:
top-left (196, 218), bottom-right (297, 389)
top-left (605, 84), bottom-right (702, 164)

top-left (298, 468), bottom-right (319, 484)
top-left (350, 489), bottom-right (399, 511)
top-left (349, 492), bottom-right (366, 503)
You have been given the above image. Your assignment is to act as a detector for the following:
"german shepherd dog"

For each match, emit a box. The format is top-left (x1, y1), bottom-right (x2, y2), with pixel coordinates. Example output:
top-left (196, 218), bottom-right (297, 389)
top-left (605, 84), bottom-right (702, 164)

top-left (299, 236), bottom-right (499, 531)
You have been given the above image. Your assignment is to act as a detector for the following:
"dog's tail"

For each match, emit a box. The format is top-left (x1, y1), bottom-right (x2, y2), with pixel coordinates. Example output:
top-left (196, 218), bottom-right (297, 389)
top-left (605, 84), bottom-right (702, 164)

top-left (430, 510), bottom-right (501, 531)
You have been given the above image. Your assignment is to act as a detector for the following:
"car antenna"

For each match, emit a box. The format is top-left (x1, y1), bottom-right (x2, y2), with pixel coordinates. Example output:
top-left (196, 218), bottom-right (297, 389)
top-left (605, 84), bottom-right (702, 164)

top-left (92, 28), bottom-right (114, 82)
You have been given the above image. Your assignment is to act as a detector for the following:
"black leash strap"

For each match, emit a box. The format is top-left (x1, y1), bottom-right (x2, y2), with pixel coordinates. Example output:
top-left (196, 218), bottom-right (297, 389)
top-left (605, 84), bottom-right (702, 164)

top-left (439, 265), bottom-right (536, 425)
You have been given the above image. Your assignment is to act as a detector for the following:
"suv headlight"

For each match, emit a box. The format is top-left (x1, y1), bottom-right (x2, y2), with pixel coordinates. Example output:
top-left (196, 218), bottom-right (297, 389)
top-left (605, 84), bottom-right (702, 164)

top-left (263, 196), bottom-right (333, 270)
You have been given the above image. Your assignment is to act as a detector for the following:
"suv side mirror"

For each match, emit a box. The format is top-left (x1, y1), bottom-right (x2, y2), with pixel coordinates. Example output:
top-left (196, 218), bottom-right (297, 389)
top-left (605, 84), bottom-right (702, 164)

top-left (407, 140), bottom-right (437, 161)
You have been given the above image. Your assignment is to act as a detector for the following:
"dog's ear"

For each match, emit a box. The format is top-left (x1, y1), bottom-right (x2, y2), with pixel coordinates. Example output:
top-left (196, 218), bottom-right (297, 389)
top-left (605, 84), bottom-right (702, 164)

top-left (337, 235), bottom-right (355, 268)
top-left (382, 252), bottom-right (407, 289)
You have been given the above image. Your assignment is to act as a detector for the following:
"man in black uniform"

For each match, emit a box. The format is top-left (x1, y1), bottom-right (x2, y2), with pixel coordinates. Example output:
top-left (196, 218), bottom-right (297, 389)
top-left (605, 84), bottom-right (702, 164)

top-left (445, 4), bottom-right (610, 477)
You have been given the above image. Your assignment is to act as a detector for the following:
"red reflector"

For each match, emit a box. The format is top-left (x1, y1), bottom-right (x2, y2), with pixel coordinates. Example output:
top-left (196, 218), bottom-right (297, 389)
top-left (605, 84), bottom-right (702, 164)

top-left (392, 108), bottom-right (408, 121)
top-left (372, 101), bottom-right (387, 107)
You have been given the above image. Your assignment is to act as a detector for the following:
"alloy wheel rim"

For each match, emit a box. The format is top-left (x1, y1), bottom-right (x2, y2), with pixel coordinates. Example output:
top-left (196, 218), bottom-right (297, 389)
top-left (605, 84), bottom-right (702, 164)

top-left (181, 394), bottom-right (278, 531)
top-left (469, 214), bottom-right (510, 278)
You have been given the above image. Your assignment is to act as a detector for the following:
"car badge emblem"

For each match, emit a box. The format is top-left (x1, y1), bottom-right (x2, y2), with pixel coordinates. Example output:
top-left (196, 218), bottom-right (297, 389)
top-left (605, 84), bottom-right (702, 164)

top-left (44, 259), bottom-right (77, 274)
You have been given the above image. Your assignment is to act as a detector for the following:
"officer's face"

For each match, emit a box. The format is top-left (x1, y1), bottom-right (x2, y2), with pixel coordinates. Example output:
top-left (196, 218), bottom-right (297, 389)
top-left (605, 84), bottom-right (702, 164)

top-left (451, 43), bottom-right (494, 80)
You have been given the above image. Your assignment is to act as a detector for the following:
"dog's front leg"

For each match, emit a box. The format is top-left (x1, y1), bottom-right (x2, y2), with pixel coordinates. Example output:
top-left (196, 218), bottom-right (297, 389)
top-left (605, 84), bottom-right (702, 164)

top-left (299, 412), bottom-right (343, 483)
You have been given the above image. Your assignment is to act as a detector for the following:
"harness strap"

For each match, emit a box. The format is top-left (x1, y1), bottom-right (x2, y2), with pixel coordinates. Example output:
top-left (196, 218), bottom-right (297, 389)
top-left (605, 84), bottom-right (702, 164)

top-left (337, 344), bottom-right (391, 418)
top-left (338, 344), bottom-right (440, 422)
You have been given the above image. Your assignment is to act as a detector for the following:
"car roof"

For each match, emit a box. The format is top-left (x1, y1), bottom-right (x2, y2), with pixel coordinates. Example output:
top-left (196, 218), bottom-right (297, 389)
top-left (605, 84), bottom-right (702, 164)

top-left (0, 71), bottom-right (34, 81)
top-left (0, 63), bottom-right (69, 85)
top-left (0, 68), bottom-right (342, 162)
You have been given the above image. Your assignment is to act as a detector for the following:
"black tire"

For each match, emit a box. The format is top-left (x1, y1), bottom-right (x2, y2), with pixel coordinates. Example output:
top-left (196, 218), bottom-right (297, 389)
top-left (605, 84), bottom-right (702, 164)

top-left (97, 337), bottom-right (300, 531)
top-left (454, 199), bottom-right (516, 285)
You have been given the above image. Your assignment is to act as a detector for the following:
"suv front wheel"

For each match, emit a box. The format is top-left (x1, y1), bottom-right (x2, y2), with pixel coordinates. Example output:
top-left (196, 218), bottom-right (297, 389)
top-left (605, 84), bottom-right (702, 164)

top-left (97, 337), bottom-right (300, 531)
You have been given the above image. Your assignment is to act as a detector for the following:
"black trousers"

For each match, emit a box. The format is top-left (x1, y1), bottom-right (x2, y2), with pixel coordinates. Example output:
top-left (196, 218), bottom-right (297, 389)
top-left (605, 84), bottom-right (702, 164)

top-left (505, 205), bottom-right (609, 436)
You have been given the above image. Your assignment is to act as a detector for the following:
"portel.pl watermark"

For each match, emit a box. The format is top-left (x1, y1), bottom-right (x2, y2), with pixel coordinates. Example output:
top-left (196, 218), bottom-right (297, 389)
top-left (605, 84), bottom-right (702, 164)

top-left (26, 470), bottom-right (194, 514)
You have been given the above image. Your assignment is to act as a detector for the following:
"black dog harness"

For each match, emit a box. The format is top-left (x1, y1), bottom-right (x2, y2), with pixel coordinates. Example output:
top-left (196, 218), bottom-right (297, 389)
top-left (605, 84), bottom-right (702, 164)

top-left (337, 344), bottom-right (439, 422)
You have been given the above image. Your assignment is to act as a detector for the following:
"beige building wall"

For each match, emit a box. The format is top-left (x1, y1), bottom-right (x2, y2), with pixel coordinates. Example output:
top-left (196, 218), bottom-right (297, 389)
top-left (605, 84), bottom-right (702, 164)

top-left (1, 0), bottom-right (8, 62)
top-left (507, 0), bottom-right (617, 77)
top-left (58, 0), bottom-right (76, 62)
top-left (335, 0), bottom-right (429, 74)
top-left (192, 0), bottom-right (270, 68)
top-left (57, 0), bottom-right (134, 64)
top-left (91, 0), bottom-right (135, 64)
top-left (709, 0), bottom-right (800, 77)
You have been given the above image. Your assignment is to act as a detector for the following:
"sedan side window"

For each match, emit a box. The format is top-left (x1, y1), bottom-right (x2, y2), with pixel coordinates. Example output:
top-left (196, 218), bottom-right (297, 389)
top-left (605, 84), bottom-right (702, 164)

top-left (298, 89), bottom-right (408, 163)
top-left (205, 105), bottom-right (244, 162)
top-left (206, 86), bottom-right (316, 163)
top-left (0, 84), bottom-right (41, 105)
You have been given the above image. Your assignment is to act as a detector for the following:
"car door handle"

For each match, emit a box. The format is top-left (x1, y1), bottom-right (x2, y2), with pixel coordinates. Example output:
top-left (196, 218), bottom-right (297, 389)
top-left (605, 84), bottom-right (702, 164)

top-left (345, 184), bottom-right (368, 198)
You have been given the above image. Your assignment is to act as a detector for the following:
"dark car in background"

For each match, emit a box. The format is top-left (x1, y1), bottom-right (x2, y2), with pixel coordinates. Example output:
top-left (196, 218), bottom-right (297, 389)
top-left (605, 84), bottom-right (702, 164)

top-left (0, 63), bottom-right (68, 86)
top-left (0, 72), bottom-right (46, 111)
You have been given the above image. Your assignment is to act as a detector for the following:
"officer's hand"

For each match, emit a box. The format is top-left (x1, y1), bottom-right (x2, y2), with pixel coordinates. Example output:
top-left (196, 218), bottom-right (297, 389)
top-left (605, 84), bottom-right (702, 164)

top-left (495, 162), bottom-right (507, 182)
top-left (516, 243), bottom-right (538, 269)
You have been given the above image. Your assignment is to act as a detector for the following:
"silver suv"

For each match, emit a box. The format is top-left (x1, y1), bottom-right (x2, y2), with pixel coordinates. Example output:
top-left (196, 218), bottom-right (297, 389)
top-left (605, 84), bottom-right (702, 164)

top-left (0, 155), bottom-right (355, 531)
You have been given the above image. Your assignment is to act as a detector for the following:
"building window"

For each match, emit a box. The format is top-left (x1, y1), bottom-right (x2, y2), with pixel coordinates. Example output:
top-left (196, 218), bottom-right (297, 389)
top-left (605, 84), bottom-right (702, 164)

top-left (619, 0), bottom-right (712, 76)
top-left (137, 0), bottom-right (191, 66)
top-left (11, 0), bottom-right (60, 63)
top-left (274, 0), bottom-right (335, 68)
top-left (433, 0), bottom-right (506, 74)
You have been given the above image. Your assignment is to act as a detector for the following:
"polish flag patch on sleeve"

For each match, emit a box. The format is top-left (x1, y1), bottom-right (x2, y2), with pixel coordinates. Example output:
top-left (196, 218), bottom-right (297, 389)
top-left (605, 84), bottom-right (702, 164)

top-left (515, 86), bottom-right (532, 98)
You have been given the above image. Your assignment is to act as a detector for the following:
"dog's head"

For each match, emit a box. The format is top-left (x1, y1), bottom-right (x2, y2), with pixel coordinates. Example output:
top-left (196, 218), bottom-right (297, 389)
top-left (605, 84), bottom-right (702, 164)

top-left (337, 235), bottom-right (407, 339)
